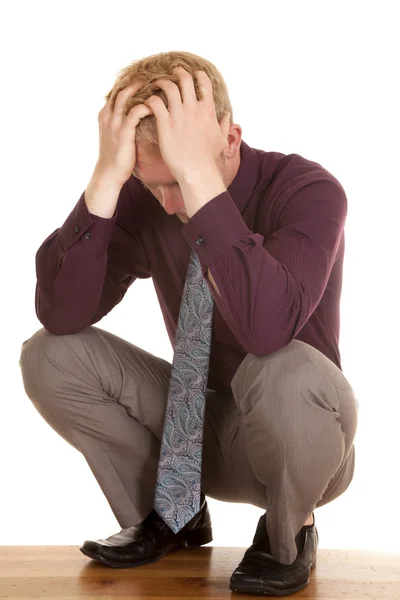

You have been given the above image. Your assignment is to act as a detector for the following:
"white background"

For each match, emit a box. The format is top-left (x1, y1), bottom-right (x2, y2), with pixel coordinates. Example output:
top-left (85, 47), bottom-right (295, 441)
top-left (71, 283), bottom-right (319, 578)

top-left (1, 0), bottom-right (399, 555)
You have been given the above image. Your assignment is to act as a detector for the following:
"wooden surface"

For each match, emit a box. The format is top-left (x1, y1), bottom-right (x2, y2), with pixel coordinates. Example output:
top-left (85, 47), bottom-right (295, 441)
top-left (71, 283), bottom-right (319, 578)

top-left (0, 545), bottom-right (399, 598)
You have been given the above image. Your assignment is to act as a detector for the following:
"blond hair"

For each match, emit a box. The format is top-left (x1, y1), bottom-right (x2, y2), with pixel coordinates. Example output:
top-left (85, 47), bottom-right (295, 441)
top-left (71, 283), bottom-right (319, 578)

top-left (104, 50), bottom-right (233, 146)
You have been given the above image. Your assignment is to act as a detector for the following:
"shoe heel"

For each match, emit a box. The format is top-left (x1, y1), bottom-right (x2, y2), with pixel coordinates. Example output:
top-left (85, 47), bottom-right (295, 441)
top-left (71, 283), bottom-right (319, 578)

top-left (311, 549), bottom-right (317, 569)
top-left (184, 527), bottom-right (213, 548)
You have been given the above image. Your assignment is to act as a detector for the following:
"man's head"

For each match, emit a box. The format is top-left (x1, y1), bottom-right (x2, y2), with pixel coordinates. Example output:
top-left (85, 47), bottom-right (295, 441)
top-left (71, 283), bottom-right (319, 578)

top-left (104, 51), bottom-right (242, 222)
top-left (132, 131), bottom-right (242, 223)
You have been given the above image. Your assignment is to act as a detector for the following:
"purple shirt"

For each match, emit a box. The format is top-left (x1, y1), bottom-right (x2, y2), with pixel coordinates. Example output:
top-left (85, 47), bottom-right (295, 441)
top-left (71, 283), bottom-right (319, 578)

top-left (35, 140), bottom-right (348, 395)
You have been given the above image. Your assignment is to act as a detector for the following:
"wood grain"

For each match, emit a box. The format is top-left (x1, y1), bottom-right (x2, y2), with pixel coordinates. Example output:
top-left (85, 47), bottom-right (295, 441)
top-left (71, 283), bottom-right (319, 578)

top-left (0, 546), bottom-right (399, 599)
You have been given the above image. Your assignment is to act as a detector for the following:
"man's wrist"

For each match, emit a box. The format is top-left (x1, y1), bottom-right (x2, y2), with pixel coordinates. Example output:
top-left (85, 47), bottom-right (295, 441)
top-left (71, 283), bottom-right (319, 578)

top-left (178, 162), bottom-right (221, 184)
top-left (178, 166), bottom-right (227, 219)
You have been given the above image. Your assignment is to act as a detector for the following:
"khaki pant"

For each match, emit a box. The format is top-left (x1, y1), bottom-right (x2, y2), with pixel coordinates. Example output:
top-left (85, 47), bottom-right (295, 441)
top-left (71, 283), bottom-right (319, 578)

top-left (19, 326), bottom-right (358, 565)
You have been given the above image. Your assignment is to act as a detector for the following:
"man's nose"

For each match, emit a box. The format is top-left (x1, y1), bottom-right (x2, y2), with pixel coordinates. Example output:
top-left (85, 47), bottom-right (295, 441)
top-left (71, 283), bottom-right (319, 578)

top-left (161, 188), bottom-right (184, 214)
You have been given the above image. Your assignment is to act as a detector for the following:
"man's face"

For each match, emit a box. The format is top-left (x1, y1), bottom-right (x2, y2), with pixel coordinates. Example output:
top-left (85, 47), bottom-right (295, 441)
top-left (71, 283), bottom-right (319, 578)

top-left (133, 140), bottom-right (189, 223)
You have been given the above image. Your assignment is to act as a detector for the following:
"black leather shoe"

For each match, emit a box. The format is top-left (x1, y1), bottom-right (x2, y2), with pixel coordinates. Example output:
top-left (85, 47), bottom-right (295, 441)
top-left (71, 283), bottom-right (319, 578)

top-left (230, 512), bottom-right (318, 596)
top-left (80, 493), bottom-right (212, 568)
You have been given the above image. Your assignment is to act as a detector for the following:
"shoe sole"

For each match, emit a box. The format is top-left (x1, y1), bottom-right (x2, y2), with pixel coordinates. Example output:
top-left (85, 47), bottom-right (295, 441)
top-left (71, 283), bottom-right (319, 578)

top-left (79, 543), bottom-right (182, 569)
top-left (229, 579), bottom-right (310, 596)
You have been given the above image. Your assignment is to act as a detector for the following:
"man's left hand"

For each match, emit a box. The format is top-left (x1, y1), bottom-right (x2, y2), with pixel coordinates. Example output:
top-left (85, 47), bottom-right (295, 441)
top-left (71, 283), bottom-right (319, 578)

top-left (143, 67), bottom-right (231, 183)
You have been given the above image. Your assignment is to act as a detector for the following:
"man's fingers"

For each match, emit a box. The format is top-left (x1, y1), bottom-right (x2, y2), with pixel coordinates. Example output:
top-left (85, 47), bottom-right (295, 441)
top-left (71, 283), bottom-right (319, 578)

top-left (112, 81), bottom-right (146, 115)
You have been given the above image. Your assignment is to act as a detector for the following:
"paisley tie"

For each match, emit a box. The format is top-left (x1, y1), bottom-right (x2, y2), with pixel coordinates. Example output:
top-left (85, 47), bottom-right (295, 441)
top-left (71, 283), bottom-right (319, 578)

top-left (153, 250), bottom-right (214, 533)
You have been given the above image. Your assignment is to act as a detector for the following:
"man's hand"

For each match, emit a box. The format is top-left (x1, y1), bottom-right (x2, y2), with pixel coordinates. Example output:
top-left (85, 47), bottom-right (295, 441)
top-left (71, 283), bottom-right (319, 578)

top-left (143, 67), bottom-right (231, 183)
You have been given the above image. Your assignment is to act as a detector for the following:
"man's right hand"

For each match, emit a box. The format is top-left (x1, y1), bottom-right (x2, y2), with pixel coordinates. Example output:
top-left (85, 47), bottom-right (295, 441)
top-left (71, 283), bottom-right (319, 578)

top-left (93, 80), bottom-right (154, 188)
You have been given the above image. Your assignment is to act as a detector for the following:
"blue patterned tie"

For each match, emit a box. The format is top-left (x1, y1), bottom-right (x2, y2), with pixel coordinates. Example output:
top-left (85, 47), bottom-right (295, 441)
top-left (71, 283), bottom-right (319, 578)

top-left (153, 250), bottom-right (214, 533)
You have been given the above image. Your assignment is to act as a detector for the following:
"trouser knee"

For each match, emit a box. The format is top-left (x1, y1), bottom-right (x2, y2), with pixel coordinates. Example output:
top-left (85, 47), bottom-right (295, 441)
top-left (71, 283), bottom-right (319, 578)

top-left (19, 327), bottom-right (79, 414)
top-left (19, 327), bottom-right (58, 386)
top-left (19, 327), bottom-right (84, 449)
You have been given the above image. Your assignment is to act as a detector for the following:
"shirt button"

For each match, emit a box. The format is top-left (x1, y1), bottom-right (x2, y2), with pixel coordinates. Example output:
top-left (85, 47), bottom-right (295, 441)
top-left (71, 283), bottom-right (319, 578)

top-left (196, 237), bottom-right (204, 246)
top-left (84, 232), bottom-right (91, 240)
top-left (73, 226), bottom-right (80, 233)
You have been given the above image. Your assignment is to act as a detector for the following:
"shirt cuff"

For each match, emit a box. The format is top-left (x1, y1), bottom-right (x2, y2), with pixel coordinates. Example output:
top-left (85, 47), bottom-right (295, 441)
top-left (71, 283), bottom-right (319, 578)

top-left (58, 192), bottom-right (118, 257)
top-left (181, 191), bottom-right (250, 269)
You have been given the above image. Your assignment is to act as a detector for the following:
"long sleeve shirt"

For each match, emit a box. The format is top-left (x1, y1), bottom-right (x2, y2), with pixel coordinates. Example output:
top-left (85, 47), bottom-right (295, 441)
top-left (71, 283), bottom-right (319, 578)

top-left (35, 140), bottom-right (348, 396)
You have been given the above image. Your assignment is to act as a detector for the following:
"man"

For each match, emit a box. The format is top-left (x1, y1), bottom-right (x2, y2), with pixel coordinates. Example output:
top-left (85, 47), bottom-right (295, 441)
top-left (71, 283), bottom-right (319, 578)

top-left (19, 51), bottom-right (358, 596)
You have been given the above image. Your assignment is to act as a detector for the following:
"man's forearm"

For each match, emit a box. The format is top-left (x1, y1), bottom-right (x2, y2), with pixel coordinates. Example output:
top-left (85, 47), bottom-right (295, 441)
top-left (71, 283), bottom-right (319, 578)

top-left (179, 167), bottom-right (225, 299)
